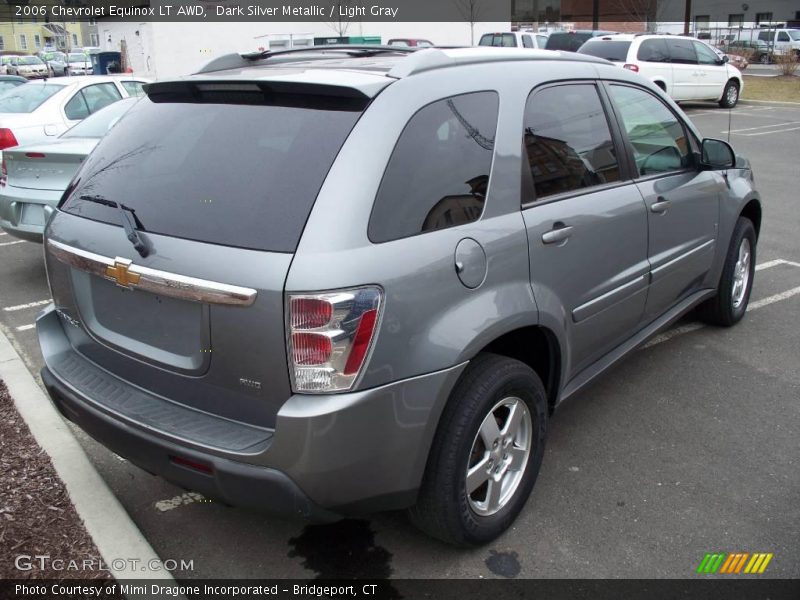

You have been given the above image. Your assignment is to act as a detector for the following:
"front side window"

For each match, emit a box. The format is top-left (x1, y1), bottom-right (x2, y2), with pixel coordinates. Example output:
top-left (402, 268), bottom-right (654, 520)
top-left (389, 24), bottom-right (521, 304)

top-left (694, 41), bottom-right (721, 65)
top-left (609, 85), bottom-right (693, 176)
top-left (522, 35), bottom-right (533, 48)
top-left (778, 32), bottom-right (790, 42)
top-left (522, 84), bottom-right (621, 202)
top-left (369, 92), bottom-right (499, 243)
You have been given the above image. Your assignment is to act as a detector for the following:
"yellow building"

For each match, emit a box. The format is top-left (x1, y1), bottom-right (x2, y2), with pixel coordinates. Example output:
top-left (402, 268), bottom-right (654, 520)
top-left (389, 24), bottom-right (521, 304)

top-left (0, 18), bottom-right (84, 54)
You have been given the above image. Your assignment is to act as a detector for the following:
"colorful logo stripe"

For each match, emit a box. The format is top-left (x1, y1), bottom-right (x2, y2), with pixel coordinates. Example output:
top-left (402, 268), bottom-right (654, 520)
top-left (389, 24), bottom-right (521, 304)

top-left (697, 552), bottom-right (773, 574)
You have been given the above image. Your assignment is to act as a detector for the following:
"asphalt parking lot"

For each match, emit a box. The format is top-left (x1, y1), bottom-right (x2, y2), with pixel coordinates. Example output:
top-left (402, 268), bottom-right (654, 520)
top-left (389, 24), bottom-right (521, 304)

top-left (1, 100), bottom-right (798, 580)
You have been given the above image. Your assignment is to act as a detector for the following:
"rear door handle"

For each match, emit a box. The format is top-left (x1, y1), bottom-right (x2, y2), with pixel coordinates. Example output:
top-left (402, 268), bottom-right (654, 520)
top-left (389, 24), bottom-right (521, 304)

top-left (541, 224), bottom-right (574, 244)
top-left (650, 197), bottom-right (671, 214)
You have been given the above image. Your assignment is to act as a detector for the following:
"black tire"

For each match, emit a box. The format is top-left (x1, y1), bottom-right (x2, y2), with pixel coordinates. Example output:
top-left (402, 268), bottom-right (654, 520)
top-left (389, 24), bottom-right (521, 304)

top-left (409, 353), bottom-right (548, 546)
top-left (719, 80), bottom-right (740, 108)
top-left (759, 54), bottom-right (769, 64)
top-left (697, 217), bottom-right (756, 326)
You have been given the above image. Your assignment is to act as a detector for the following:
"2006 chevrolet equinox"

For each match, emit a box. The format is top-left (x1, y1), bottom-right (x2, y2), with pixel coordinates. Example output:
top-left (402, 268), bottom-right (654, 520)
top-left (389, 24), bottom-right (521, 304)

top-left (37, 46), bottom-right (761, 546)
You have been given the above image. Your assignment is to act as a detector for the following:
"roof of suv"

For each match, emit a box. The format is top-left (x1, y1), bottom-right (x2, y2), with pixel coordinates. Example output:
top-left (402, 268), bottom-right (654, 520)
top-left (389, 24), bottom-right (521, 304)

top-left (186, 46), bottom-right (611, 98)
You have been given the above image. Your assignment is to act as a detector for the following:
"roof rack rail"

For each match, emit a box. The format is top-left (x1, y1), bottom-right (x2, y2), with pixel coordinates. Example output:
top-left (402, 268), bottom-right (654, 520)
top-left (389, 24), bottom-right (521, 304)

top-left (194, 45), bottom-right (417, 75)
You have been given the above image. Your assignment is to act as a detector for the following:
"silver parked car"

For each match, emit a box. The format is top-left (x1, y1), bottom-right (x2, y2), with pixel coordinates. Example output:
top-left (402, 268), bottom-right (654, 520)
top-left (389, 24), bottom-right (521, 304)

top-left (37, 47), bottom-right (761, 546)
top-left (7, 55), bottom-right (48, 79)
top-left (0, 97), bottom-right (138, 242)
top-left (65, 52), bottom-right (93, 76)
top-left (0, 76), bottom-right (148, 153)
top-left (38, 50), bottom-right (68, 77)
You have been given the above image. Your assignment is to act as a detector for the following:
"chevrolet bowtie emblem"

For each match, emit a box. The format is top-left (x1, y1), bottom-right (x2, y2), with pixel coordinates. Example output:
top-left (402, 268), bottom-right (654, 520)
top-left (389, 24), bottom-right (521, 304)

top-left (106, 257), bottom-right (140, 289)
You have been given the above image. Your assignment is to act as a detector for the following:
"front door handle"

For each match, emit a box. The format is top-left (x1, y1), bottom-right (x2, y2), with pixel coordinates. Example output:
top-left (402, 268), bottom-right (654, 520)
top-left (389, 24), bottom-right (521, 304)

top-left (650, 197), bottom-right (671, 214)
top-left (542, 224), bottom-right (574, 244)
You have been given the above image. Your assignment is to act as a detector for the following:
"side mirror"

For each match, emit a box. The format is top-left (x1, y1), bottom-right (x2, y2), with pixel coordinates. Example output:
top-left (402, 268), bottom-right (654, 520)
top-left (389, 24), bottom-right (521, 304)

top-left (701, 138), bottom-right (736, 169)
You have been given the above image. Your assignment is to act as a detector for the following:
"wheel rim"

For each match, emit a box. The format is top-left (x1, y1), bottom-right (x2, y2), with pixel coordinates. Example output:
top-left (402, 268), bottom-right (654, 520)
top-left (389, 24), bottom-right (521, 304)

top-left (466, 397), bottom-right (532, 517)
top-left (731, 237), bottom-right (751, 309)
top-left (726, 84), bottom-right (738, 105)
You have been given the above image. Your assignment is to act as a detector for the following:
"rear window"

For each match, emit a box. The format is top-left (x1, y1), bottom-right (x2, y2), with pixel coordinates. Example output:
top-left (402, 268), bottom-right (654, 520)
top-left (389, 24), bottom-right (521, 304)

top-left (479, 33), bottom-right (517, 47)
top-left (545, 32), bottom-right (592, 51)
top-left (578, 40), bottom-right (631, 61)
top-left (60, 92), bottom-right (363, 253)
top-left (0, 84), bottom-right (64, 113)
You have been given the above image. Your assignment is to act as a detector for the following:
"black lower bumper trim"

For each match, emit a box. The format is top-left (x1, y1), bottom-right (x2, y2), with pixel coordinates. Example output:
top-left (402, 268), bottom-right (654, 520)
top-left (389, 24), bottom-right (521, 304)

top-left (41, 366), bottom-right (340, 523)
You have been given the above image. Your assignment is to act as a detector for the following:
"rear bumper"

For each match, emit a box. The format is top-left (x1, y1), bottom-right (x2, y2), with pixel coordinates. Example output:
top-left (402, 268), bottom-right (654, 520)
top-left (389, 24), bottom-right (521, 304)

top-left (0, 187), bottom-right (62, 243)
top-left (37, 306), bottom-right (465, 518)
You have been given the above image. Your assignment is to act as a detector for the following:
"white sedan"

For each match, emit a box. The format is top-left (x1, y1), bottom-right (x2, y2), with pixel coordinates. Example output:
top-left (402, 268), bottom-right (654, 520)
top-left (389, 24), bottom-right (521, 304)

top-left (0, 76), bottom-right (149, 153)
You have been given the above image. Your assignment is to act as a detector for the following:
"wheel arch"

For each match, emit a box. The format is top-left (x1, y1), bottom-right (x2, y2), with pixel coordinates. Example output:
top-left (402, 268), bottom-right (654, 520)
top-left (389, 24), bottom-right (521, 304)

top-left (740, 198), bottom-right (762, 239)
top-left (476, 325), bottom-right (562, 413)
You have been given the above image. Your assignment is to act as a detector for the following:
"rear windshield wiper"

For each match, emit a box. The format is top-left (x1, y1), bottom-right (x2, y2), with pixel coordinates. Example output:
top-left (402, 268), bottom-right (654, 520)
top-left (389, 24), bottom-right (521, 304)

top-left (78, 194), bottom-right (149, 258)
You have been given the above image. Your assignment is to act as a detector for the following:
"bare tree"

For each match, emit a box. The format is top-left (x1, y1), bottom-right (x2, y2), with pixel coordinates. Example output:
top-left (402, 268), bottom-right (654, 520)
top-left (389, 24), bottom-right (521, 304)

top-left (327, 0), bottom-right (362, 38)
top-left (453, 0), bottom-right (483, 45)
top-left (613, 0), bottom-right (670, 32)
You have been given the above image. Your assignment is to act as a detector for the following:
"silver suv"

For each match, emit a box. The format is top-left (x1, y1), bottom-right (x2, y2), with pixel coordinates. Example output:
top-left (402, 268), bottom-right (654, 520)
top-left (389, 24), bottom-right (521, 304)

top-left (37, 47), bottom-right (761, 546)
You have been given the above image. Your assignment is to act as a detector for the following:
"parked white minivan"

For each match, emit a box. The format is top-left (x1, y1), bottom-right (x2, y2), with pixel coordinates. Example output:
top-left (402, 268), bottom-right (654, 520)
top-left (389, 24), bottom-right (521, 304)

top-left (578, 34), bottom-right (744, 108)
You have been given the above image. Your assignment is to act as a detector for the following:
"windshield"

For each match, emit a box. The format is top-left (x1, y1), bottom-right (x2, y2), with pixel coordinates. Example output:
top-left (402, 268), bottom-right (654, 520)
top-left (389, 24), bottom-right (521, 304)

top-left (62, 98), bottom-right (137, 139)
top-left (68, 54), bottom-right (88, 63)
top-left (19, 56), bottom-right (44, 65)
top-left (60, 92), bottom-right (364, 252)
top-left (0, 84), bottom-right (64, 113)
top-left (0, 81), bottom-right (23, 94)
top-left (788, 30), bottom-right (800, 41)
top-left (43, 52), bottom-right (65, 61)
top-left (578, 40), bottom-right (631, 60)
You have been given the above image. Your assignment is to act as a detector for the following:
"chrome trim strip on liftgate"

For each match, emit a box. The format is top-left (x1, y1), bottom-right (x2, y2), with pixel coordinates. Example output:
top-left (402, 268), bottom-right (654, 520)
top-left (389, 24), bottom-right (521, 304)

top-left (46, 239), bottom-right (258, 307)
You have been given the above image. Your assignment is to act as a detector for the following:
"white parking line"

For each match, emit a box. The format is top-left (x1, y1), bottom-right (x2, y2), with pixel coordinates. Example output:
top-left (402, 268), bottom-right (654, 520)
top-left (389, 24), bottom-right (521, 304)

top-left (154, 492), bottom-right (208, 512)
top-left (737, 125), bottom-right (800, 137)
top-left (643, 258), bottom-right (800, 349)
top-left (747, 286), bottom-right (800, 310)
top-left (3, 299), bottom-right (51, 312)
top-left (0, 232), bottom-right (7, 236)
top-left (15, 324), bottom-right (35, 332)
top-left (0, 240), bottom-right (24, 247)
top-left (725, 119), bottom-right (800, 133)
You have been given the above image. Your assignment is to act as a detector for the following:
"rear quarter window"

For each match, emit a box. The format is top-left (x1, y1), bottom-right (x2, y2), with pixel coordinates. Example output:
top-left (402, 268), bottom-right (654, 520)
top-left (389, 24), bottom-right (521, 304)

top-left (368, 92), bottom-right (499, 243)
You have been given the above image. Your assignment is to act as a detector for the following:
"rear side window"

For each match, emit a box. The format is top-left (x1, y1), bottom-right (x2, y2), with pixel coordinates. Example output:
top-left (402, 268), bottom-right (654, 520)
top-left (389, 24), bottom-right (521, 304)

top-left (637, 39), bottom-right (670, 62)
top-left (522, 84), bottom-right (621, 201)
top-left (61, 93), bottom-right (363, 253)
top-left (121, 81), bottom-right (146, 96)
top-left (668, 39), bottom-right (698, 64)
top-left (578, 40), bottom-right (631, 61)
top-left (64, 83), bottom-right (121, 120)
top-left (522, 35), bottom-right (533, 48)
top-left (368, 92), bottom-right (499, 243)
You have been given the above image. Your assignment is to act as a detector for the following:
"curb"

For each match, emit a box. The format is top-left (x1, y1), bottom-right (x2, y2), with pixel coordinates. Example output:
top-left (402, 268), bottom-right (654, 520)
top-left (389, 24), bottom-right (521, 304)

top-left (740, 99), bottom-right (800, 106)
top-left (0, 322), bottom-right (177, 584)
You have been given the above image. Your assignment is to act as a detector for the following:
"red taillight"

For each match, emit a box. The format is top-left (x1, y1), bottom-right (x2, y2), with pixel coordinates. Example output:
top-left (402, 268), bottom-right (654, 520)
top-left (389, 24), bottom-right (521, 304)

top-left (0, 128), bottom-right (18, 150)
top-left (290, 298), bottom-right (332, 330)
top-left (344, 309), bottom-right (378, 375)
top-left (292, 333), bottom-right (332, 366)
top-left (287, 287), bottom-right (382, 393)
top-left (25, 152), bottom-right (46, 159)
top-left (623, 63), bottom-right (639, 72)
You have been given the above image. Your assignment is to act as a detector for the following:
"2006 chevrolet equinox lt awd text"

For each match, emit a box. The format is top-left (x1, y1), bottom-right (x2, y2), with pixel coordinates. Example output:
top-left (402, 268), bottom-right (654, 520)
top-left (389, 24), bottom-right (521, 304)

top-left (37, 46), bottom-right (761, 546)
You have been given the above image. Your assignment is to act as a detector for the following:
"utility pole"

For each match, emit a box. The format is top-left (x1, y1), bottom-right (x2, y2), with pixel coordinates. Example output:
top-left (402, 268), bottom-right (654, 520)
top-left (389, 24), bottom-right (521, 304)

top-left (683, 0), bottom-right (692, 35)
